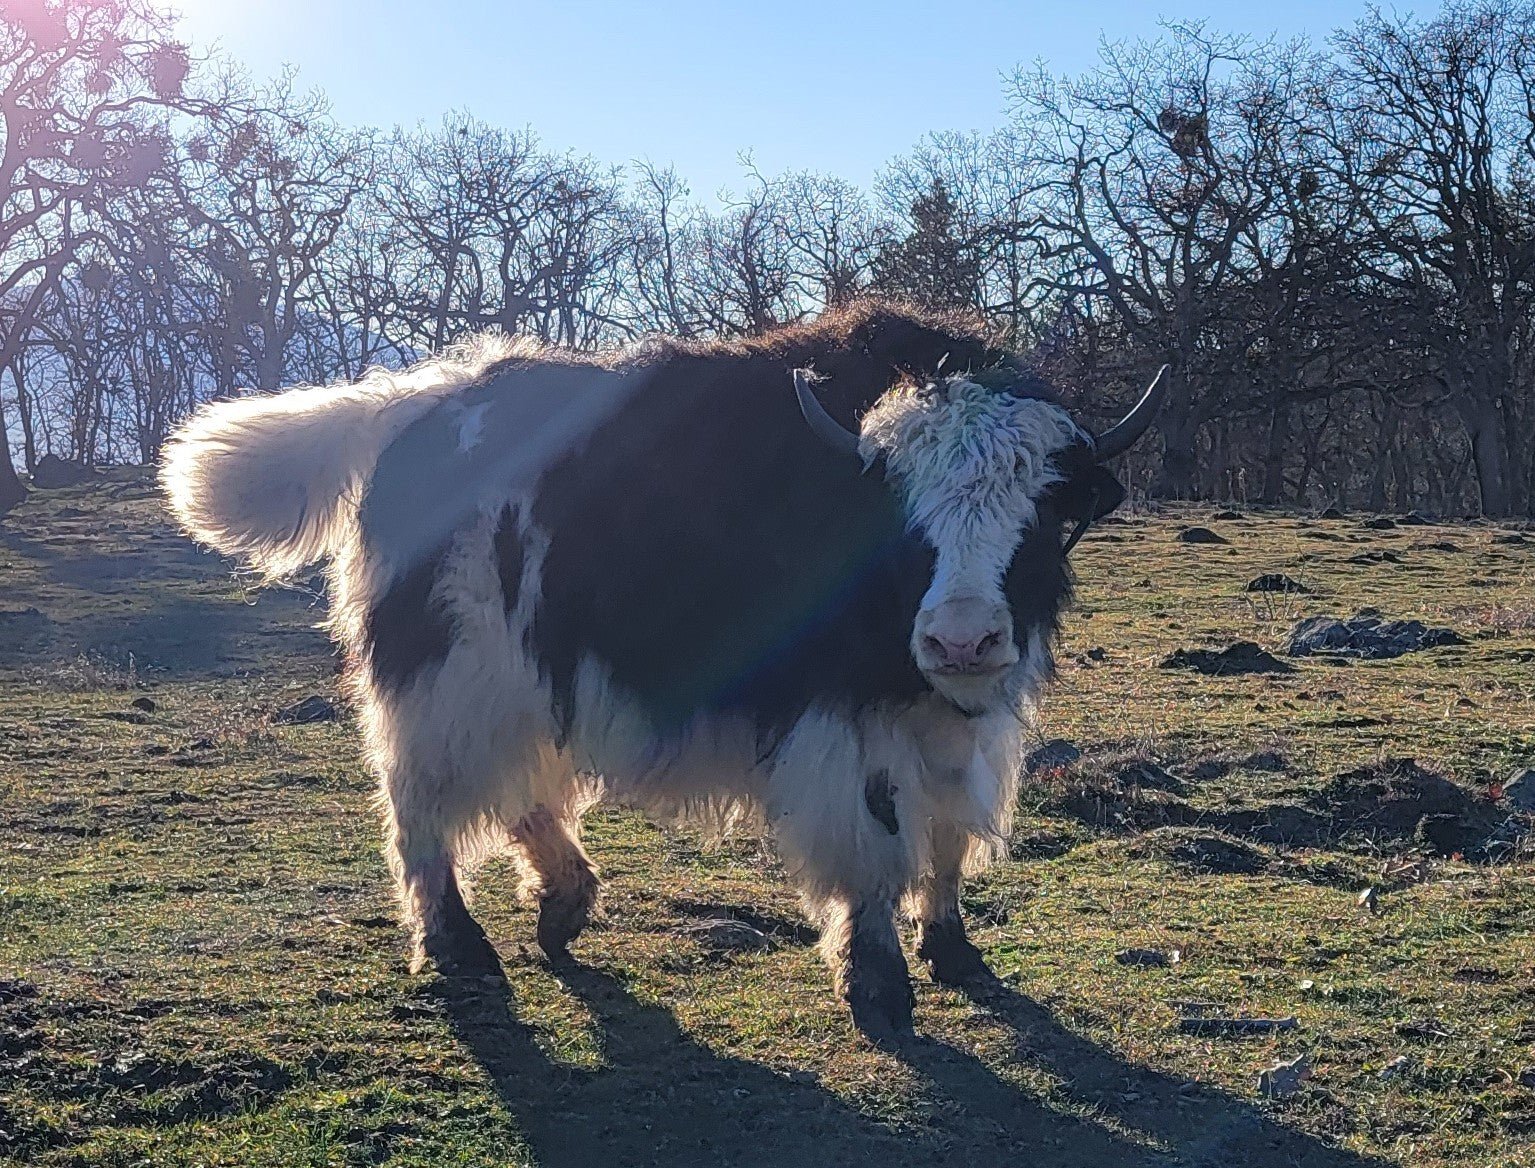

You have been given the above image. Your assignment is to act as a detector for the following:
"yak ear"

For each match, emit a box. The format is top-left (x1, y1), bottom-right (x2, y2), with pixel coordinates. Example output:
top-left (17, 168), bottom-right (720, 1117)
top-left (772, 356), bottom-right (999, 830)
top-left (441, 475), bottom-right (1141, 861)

top-left (1052, 465), bottom-right (1126, 523)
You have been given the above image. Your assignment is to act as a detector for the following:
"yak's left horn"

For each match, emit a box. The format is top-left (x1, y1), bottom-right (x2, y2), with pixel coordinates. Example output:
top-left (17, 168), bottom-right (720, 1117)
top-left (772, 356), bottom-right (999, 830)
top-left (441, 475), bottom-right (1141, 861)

top-left (1094, 365), bottom-right (1169, 461)
top-left (793, 369), bottom-right (861, 459)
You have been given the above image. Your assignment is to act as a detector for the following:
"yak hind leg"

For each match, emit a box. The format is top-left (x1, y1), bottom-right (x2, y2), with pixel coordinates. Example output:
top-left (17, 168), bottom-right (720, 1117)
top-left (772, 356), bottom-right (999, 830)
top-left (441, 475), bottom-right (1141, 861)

top-left (911, 822), bottom-right (996, 989)
top-left (510, 805), bottom-right (601, 964)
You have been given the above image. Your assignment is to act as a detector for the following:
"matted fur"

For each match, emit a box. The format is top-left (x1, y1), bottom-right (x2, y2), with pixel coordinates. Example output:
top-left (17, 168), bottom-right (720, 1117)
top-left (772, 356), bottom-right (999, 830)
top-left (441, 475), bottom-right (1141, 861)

top-left (160, 302), bottom-right (1103, 1025)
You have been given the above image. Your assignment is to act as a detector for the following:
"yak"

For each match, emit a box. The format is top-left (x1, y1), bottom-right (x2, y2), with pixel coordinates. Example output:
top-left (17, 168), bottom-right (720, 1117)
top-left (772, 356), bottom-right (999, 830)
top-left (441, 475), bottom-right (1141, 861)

top-left (160, 302), bottom-right (1162, 1038)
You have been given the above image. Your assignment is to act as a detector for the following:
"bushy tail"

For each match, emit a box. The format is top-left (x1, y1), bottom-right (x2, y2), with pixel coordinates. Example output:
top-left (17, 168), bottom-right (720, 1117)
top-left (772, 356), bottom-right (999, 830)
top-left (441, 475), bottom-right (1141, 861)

top-left (159, 336), bottom-right (523, 578)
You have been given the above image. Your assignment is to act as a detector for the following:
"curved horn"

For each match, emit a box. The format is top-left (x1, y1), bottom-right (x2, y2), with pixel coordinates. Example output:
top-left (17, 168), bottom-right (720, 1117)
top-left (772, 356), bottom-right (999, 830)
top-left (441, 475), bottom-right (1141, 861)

top-left (793, 369), bottom-right (862, 459)
top-left (1093, 365), bottom-right (1170, 461)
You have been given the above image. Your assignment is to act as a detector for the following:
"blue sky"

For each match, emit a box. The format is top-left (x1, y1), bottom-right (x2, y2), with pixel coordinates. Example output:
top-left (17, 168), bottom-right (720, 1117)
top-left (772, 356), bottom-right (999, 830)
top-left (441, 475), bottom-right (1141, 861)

top-left (168, 0), bottom-right (1434, 203)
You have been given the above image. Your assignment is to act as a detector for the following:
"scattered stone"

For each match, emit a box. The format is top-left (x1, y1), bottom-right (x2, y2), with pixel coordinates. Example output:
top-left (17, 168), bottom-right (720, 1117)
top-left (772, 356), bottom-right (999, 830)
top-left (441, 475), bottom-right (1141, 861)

top-left (1518, 1067), bottom-right (1535, 1089)
top-left (131, 697), bottom-right (156, 713)
top-left (1357, 886), bottom-right (1379, 913)
top-left (30, 453), bottom-right (94, 489)
top-left (1287, 614), bottom-right (1465, 660)
top-left (1243, 750), bottom-right (1289, 772)
top-left (0, 978), bottom-right (38, 1005)
top-left (1395, 1018), bottom-right (1452, 1041)
top-left (1115, 948), bottom-right (1170, 968)
top-left (1258, 1052), bottom-right (1313, 1098)
top-left (1345, 550), bottom-right (1403, 565)
top-left (1178, 1015), bottom-right (1298, 1037)
top-left (1085, 646), bottom-right (1108, 661)
top-left (1398, 510), bottom-right (1434, 525)
top-left (273, 695), bottom-right (339, 725)
top-left (1143, 828), bottom-right (1270, 875)
top-left (1316, 506), bottom-right (1346, 519)
top-left (1212, 509), bottom-right (1245, 520)
top-left (682, 917), bottom-right (772, 953)
top-left (1245, 573), bottom-right (1312, 594)
top-left (1378, 1055), bottom-right (1412, 1080)
top-left (1361, 517), bottom-right (1397, 529)
top-left (1451, 967), bottom-right (1502, 985)
top-left (1178, 526), bottom-right (1229, 544)
top-left (1117, 760), bottom-right (1185, 793)
top-left (1492, 533), bottom-right (1530, 545)
top-left (1026, 739), bottom-right (1082, 774)
top-left (1503, 769), bottom-right (1535, 813)
top-left (1412, 540), bottom-right (1462, 553)
top-left (1160, 642), bottom-right (1295, 676)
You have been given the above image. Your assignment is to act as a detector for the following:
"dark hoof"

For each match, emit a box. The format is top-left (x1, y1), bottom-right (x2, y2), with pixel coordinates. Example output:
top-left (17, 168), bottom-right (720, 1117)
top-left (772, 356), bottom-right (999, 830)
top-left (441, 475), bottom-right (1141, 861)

top-left (422, 924), bottom-right (502, 977)
top-left (844, 939), bottom-right (915, 1042)
top-left (421, 881), bottom-right (502, 976)
top-left (535, 883), bottom-right (597, 964)
top-left (917, 918), bottom-right (998, 988)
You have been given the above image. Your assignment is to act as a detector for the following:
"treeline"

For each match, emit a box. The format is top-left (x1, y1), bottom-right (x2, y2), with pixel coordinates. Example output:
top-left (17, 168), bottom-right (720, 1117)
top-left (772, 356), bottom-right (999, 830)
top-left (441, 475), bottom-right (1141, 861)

top-left (3, 0), bottom-right (1535, 516)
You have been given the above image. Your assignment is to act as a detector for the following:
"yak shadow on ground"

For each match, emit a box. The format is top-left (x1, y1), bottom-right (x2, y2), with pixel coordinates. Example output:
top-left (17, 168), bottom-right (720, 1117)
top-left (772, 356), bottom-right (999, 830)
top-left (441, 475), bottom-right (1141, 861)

top-left (439, 963), bottom-right (1391, 1168)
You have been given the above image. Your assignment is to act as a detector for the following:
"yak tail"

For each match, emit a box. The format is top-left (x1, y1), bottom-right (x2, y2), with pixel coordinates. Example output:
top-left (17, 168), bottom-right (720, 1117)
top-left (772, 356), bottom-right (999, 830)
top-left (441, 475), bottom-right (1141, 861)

top-left (159, 335), bottom-right (524, 579)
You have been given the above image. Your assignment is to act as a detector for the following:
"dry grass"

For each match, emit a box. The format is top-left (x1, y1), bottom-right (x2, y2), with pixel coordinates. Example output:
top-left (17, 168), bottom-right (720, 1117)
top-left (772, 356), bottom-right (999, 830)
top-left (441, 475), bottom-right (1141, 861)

top-left (2, 482), bottom-right (1532, 1167)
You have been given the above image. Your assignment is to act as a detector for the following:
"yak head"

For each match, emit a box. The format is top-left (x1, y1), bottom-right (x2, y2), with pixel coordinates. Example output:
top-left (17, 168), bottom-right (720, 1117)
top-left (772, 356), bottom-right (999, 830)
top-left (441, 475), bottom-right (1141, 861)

top-left (793, 365), bottom-right (1165, 715)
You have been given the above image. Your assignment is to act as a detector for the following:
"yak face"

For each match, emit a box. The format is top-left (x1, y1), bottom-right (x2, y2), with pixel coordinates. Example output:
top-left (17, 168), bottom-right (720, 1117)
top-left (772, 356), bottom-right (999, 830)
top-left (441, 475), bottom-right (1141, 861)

top-left (794, 364), bottom-right (1163, 717)
top-left (859, 376), bottom-right (1094, 715)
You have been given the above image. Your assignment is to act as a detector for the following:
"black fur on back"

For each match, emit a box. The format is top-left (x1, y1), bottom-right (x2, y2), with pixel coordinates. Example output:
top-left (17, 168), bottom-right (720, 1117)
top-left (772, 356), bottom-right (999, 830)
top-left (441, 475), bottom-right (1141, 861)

top-left (357, 300), bottom-right (1088, 737)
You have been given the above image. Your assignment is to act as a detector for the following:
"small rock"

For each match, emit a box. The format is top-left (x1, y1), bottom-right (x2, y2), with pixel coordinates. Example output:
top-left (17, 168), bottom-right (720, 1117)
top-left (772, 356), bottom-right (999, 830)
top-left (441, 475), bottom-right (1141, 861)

top-left (30, 453), bottom-right (94, 489)
top-left (1395, 1018), bottom-right (1452, 1041)
top-left (1258, 1052), bottom-right (1313, 1098)
top-left (1398, 510), bottom-right (1434, 525)
top-left (1357, 886), bottom-right (1378, 913)
top-left (1212, 509), bottom-right (1245, 520)
top-left (1085, 647), bottom-right (1108, 661)
top-left (131, 697), bottom-right (156, 713)
top-left (1316, 506), bottom-right (1346, 520)
top-left (1378, 1055), bottom-right (1411, 1079)
top-left (1518, 1067), bottom-right (1535, 1088)
top-left (1503, 769), bottom-right (1535, 813)
top-left (682, 918), bottom-right (771, 953)
top-left (1346, 550), bottom-right (1404, 565)
top-left (1245, 573), bottom-right (1311, 594)
top-left (1361, 517), bottom-right (1397, 529)
top-left (1179, 526), bottom-right (1229, 545)
top-left (273, 695), bottom-right (339, 725)
top-left (1026, 739), bottom-right (1082, 774)
top-left (1115, 948), bottom-right (1169, 968)
top-left (1287, 614), bottom-right (1464, 660)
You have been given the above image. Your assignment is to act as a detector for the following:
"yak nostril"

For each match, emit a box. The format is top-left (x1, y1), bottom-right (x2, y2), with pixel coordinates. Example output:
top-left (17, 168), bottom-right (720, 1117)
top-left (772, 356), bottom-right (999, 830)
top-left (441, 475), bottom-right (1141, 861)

top-left (977, 631), bottom-right (1002, 657)
top-left (922, 635), bottom-right (947, 660)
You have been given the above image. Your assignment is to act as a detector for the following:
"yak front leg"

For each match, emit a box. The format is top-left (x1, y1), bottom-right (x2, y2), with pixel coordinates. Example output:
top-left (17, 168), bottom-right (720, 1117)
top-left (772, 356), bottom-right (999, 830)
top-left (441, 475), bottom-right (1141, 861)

top-left (823, 893), bottom-right (915, 1040)
top-left (912, 821), bottom-right (996, 988)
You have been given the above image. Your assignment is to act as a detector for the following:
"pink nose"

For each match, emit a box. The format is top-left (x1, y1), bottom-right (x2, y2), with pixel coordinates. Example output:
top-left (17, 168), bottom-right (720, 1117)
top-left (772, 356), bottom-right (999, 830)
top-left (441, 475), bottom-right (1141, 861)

top-left (922, 630), bottom-right (1005, 669)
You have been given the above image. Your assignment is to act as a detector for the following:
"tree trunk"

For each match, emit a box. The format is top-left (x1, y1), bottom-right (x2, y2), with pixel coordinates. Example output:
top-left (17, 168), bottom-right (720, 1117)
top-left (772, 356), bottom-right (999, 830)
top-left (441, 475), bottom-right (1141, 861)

top-left (0, 388), bottom-right (27, 515)
top-left (1456, 394), bottom-right (1513, 517)
top-left (1260, 397), bottom-right (1291, 505)
top-left (1152, 371), bottom-right (1199, 499)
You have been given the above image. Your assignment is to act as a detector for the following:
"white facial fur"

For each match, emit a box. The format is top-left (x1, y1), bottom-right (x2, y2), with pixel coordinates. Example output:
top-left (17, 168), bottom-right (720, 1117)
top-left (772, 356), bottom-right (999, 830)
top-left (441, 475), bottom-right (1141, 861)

top-left (859, 375), bottom-right (1084, 708)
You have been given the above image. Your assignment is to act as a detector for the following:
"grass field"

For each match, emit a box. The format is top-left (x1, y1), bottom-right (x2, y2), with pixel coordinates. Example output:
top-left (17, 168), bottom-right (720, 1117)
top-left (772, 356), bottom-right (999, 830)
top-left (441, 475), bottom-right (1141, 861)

top-left (2, 473), bottom-right (1533, 1167)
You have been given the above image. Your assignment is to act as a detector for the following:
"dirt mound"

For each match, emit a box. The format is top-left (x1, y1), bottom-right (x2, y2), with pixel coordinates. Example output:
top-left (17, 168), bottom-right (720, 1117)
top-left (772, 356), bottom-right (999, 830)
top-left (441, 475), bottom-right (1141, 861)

top-left (1133, 828), bottom-right (1270, 874)
top-left (1161, 642), bottom-right (1295, 675)
top-left (1032, 754), bottom-right (1524, 863)
top-left (1246, 574), bottom-right (1311, 594)
top-left (1178, 526), bottom-right (1229, 544)
top-left (1308, 759), bottom-right (1513, 858)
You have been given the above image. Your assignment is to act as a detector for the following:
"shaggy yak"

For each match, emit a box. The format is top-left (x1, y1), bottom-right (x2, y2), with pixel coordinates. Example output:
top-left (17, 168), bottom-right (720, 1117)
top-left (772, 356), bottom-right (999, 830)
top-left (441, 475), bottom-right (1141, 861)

top-left (160, 303), bottom-right (1163, 1037)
